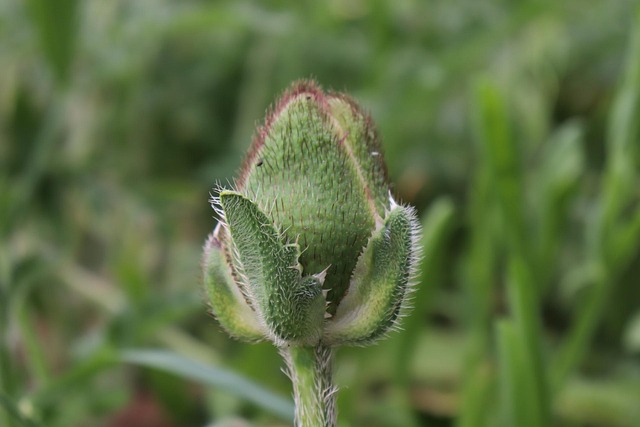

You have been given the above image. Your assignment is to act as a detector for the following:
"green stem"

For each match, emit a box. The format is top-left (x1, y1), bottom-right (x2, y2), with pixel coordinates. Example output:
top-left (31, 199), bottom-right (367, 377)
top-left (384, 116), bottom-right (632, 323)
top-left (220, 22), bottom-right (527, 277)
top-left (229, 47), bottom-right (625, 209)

top-left (282, 345), bottom-right (336, 427)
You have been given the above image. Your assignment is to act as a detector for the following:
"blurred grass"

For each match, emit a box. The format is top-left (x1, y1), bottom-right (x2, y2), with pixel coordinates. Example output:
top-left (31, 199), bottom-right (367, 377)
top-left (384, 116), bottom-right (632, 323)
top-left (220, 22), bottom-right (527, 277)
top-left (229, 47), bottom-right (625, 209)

top-left (1, 0), bottom-right (640, 426)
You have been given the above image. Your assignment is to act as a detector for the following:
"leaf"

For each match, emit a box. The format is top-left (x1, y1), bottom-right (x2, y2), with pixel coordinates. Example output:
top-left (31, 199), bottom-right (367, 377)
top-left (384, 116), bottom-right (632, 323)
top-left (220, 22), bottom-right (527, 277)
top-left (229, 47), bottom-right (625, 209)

top-left (496, 320), bottom-right (544, 427)
top-left (119, 349), bottom-right (294, 421)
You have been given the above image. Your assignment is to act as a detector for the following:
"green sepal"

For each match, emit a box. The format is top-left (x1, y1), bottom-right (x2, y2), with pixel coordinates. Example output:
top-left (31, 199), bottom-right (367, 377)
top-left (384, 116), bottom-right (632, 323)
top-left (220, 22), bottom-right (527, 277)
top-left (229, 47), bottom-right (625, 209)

top-left (324, 202), bottom-right (419, 345)
top-left (203, 232), bottom-right (267, 341)
top-left (219, 191), bottom-right (326, 346)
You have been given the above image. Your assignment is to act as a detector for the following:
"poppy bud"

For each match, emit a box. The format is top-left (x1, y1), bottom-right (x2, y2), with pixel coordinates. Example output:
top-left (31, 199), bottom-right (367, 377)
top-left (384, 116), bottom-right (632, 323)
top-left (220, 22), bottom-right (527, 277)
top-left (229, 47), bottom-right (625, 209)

top-left (203, 81), bottom-right (420, 347)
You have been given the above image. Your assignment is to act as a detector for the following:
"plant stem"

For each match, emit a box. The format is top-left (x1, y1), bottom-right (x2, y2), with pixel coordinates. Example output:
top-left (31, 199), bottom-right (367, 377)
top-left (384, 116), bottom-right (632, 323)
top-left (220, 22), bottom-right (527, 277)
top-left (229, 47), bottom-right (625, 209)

top-left (282, 344), bottom-right (336, 427)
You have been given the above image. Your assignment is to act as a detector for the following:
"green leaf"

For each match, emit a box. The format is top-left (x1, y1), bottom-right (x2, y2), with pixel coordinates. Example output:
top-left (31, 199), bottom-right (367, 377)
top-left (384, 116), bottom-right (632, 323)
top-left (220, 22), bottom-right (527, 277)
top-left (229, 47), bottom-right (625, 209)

top-left (472, 77), bottom-right (529, 265)
top-left (506, 257), bottom-right (550, 425)
top-left (119, 349), bottom-right (294, 421)
top-left (496, 320), bottom-right (544, 427)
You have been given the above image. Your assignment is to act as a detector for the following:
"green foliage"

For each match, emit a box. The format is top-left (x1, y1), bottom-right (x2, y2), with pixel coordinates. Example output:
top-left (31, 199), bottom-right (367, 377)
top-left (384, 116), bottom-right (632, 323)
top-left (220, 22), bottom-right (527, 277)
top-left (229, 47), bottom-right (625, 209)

top-left (2, 0), bottom-right (640, 426)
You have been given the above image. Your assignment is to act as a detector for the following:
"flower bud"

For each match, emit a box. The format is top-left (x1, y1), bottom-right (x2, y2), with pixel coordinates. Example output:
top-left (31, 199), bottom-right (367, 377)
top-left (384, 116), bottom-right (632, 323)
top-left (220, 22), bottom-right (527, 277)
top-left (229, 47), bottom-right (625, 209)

top-left (203, 81), bottom-right (420, 346)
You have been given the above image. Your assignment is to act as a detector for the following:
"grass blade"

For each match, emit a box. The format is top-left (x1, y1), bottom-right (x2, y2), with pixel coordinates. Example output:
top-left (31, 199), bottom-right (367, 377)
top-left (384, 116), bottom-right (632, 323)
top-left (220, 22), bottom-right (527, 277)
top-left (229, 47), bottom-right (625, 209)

top-left (496, 320), bottom-right (544, 427)
top-left (120, 349), bottom-right (294, 421)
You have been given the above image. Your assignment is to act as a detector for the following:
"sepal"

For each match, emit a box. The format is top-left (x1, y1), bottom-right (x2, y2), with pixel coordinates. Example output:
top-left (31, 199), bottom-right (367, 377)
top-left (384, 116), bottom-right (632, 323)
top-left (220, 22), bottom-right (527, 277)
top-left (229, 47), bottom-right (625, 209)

top-left (202, 231), bottom-right (267, 341)
top-left (219, 191), bottom-right (326, 346)
top-left (324, 200), bottom-right (420, 345)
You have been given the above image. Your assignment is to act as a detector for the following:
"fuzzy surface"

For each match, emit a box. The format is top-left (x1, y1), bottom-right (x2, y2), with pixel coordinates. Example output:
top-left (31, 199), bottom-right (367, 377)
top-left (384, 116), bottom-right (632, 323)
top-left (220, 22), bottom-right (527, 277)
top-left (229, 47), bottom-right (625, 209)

top-left (239, 81), bottom-right (389, 312)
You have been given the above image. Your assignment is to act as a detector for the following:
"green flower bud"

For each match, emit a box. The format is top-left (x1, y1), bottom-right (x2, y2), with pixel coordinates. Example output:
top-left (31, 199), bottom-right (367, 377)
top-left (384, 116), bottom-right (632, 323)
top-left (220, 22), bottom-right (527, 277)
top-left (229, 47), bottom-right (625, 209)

top-left (203, 80), bottom-right (420, 347)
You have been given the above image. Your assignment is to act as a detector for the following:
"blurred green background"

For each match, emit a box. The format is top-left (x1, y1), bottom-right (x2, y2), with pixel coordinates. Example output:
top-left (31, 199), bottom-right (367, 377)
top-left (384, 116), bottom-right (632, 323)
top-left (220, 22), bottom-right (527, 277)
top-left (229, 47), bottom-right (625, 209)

top-left (2, 0), bottom-right (640, 426)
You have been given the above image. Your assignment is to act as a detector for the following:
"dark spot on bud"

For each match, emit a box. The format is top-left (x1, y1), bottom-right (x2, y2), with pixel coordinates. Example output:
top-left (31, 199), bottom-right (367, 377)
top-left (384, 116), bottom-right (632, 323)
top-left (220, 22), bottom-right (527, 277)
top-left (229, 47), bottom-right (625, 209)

top-left (257, 159), bottom-right (263, 167)
top-left (306, 95), bottom-right (311, 100)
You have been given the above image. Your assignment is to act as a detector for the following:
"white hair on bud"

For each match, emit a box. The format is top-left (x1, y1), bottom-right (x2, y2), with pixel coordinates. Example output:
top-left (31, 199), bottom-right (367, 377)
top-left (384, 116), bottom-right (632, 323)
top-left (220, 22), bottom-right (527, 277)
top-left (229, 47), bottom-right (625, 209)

top-left (389, 202), bottom-right (422, 330)
top-left (314, 265), bottom-right (331, 285)
top-left (388, 191), bottom-right (399, 210)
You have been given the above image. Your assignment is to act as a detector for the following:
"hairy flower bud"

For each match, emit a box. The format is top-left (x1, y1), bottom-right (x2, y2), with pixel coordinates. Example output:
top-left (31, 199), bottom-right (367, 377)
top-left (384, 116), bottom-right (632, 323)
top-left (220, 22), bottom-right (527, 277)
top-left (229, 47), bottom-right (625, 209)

top-left (203, 80), bottom-right (420, 347)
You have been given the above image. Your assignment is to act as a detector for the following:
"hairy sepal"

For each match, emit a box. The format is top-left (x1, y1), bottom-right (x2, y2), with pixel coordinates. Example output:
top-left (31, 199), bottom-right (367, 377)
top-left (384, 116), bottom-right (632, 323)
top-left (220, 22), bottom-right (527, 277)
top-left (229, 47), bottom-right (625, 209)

top-left (219, 190), bottom-right (326, 346)
top-left (203, 231), bottom-right (267, 341)
top-left (324, 200), bottom-right (420, 345)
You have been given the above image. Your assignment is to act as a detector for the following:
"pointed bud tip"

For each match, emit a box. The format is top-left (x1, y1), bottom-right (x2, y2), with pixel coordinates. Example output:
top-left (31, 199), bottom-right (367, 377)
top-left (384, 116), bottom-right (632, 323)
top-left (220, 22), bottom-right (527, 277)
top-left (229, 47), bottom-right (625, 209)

top-left (315, 265), bottom-right (331, 285)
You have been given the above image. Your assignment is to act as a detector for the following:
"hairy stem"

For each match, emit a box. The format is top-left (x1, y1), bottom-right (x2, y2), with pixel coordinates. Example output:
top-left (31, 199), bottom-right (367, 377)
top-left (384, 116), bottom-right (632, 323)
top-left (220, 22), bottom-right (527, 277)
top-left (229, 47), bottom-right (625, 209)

top-left (282, 344), bottom-right (336, 427)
